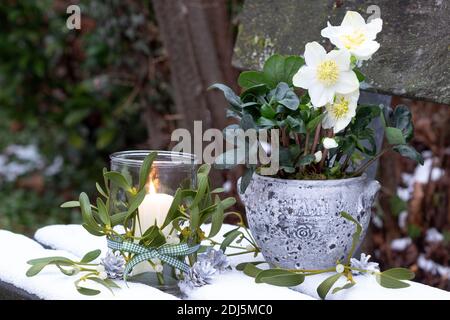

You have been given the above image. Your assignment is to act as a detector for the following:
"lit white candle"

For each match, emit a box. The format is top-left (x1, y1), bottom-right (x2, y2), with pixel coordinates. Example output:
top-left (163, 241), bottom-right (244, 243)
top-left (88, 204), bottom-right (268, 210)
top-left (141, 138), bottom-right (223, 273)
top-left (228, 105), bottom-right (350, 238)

top-left (135, 180), bottom-right (174, 237)
top-left (133, 178), bottom-right (174, 275)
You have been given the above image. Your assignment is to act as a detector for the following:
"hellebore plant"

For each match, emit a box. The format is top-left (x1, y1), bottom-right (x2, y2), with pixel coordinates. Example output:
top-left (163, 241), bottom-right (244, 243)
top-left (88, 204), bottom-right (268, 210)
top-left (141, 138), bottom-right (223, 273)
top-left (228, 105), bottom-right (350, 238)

top-left (211, 11), bottom-right (423, 192)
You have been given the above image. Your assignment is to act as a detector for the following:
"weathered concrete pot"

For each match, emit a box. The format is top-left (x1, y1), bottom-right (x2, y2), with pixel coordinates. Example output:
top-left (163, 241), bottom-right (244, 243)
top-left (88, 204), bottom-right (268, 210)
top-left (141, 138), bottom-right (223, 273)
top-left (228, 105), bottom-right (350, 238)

top-left (239, 174), bottom-right (380, 270)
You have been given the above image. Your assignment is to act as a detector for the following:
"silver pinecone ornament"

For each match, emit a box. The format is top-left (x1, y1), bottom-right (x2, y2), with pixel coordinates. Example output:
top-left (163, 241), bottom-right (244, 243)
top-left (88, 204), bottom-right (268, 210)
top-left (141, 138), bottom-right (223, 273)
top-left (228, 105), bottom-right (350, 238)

top-left (101, 250), bottom-right (126, 279)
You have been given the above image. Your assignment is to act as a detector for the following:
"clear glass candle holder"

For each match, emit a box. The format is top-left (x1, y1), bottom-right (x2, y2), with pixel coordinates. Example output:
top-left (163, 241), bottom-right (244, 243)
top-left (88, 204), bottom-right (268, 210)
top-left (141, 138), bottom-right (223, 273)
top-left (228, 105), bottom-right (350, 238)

top-left (109, 150), bottom-right (197, 221)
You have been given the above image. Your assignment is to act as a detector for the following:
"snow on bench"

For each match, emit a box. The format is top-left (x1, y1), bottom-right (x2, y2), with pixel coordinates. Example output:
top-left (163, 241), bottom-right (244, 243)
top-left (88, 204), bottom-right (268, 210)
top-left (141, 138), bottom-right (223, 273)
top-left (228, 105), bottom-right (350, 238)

top-left (0, 224), bottom-right (449, 300)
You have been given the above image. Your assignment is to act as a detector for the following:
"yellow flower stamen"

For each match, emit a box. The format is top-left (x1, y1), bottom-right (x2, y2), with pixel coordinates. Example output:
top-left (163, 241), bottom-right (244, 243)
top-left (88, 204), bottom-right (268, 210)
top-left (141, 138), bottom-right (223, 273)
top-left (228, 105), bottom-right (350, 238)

top-left (330, 97), bottom-right (350, 119)
top-left (340, 31), bottom-right (366, 50)
top-left (316, 60), bottom-right (339, 86)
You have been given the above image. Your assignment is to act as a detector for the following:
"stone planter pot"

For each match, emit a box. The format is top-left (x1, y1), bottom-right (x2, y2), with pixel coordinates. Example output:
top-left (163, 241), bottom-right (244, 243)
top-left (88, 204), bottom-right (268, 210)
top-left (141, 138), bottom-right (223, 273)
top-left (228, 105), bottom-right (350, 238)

top-left (239, 174), bottom-right (380, 270)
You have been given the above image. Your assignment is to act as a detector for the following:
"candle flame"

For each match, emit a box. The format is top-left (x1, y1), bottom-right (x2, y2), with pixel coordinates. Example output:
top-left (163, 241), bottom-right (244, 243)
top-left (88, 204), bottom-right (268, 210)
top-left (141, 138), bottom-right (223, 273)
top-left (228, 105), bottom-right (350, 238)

top-left (147, 170), bottom-right (159, 194)
top-left (148, 179), bottom-right (157, 194)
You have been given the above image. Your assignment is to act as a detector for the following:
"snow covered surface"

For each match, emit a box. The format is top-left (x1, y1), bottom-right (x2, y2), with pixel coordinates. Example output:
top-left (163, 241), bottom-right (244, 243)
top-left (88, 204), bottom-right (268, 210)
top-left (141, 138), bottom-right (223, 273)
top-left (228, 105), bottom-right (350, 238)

top-left (1, 224), bottom-right (450, 300)
top-left (390, 237), bottom-right (412, 251)
top-left (0, 230), bottom-right (177, 300)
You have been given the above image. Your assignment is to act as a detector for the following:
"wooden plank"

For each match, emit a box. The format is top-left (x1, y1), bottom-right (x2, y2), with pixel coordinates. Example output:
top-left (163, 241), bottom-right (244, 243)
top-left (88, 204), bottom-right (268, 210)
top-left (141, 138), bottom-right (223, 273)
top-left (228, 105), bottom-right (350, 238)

top-left (233, 0), bottom-right (450, 104)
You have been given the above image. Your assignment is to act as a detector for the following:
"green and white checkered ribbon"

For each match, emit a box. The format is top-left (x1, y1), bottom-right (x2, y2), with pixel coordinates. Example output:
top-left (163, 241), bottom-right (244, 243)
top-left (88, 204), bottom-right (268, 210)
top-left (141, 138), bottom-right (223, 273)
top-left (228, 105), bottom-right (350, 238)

top-left (107, 237), bottom-right (200, 280)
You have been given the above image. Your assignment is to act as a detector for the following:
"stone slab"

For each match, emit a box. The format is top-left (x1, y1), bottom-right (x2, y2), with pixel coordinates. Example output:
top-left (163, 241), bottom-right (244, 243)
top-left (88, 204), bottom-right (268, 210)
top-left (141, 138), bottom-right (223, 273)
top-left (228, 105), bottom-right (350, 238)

top-left (233, 0), bottom-right (450, 105)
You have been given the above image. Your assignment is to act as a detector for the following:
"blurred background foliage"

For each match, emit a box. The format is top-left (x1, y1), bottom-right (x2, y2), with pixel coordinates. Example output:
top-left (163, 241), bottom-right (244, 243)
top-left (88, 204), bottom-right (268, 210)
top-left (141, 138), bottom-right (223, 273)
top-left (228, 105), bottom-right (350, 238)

top-left (0, 0), bottom-right (171, 233)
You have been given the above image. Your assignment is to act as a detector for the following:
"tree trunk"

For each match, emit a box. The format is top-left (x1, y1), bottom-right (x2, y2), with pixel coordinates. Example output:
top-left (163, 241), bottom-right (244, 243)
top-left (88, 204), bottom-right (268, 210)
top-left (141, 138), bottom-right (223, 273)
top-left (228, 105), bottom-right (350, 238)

top-left (152, 0), bottom-right (236, 134)
top-left (152, 0), bottom-right (238, 187)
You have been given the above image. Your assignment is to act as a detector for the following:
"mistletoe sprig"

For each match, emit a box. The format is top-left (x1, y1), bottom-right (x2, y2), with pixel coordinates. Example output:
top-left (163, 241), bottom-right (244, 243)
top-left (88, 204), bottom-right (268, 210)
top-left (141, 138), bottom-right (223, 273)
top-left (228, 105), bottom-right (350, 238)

top-left (236, 212), bottom-right (415, 299)
top-left (25, 152), bottom-right (246, 296)
top-left (26, 249), bottom-right (120, 295)
top-left (160, 164), bottom-right (258, 253)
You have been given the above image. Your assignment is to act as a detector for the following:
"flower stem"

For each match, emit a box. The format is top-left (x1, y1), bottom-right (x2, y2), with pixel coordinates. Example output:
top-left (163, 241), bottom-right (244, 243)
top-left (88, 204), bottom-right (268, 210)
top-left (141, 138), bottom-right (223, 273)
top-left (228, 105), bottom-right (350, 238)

top-left (310, 124), bottom-right (322, 154)
top-left (285, 267), bottom-right (335, 274)
top-left (156, 272), bottom-right (165, 286)
top-left (226, 250), bottom-right (256, 257)
top-left (353, 146), bottom-right (392, 177)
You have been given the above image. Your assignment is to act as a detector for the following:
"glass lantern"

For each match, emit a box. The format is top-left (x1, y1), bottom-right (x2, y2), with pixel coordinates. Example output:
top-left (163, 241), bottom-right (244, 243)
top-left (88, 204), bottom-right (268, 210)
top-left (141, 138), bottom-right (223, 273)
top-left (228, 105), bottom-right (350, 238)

top-left (108, 150), bottom-right (197, 292)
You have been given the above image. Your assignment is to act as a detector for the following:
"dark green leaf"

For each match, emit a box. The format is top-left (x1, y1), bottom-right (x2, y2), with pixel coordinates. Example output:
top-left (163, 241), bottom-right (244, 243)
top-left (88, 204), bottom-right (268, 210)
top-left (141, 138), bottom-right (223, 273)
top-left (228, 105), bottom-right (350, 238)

top-left (393, 145), bottom-right (424, 165)
top-left (236, 261), bottom-right (266, 271)
top-left (208, 195), bottom-right (224, 238)
top-left (382, 268), bottom-right (415, 280)
top-left (256, 269), bottom-right (305, 286)
top-left (340, 211), bottom-right (362, 263)
top-left (86, 277), bottom-right (114, 294)
top-left (263, 54), bottom-right (286, 88)
top-left (393, 105), bottom-right (413, 142)
top-left (79, 192), bottom-right (98, 230)
top-left (261, 103), bottom-right (276, 119)
top-left (306, 113), bottom-right (325, 132)
top-left (104, 172), bottom-right (132, 192)
top-left (26, 263), bottom-right (48, 277)
top-left (161, 188), bottom-right (184, 229)
top-left (76, 286), bottom-right (101, 296)
top-left (376, 273), bottom-right (410, 289)
top-left (81, 249), bottom-right (102, 263)
top-left (385, 127), bottom-right (406, 145)
top-left (263, 54), bottom-right (304, 87)
top-left (211, 187), bottom-right (225, 194)
top-left (27, 256), bottom-right (73, 265)
top-left (96, 198), bottom-right (110, 226)
top-left (209, 84), bottom-right (241, 108)
top-left (110, 211), bottom-right (128, 227)
top-left (239, 166), bottom-right (254, 194)
top-left (297, 154), bottom-right (315, 166)
top-left (139, 151), bottom-right (157, 191)
top-left (256, 116), bottom-right (277, 128)
top-left (140, 225), bottom-right (166, 247)
top-left (96, 183), bottom-right (108, 198)
top-left (241, 113), bottom-right (256, 130)
top-left (332, 282), bottom-right (355, 294)
top-left (60, 201), bottom-right (80, 208)
top-left (82, 223), bottom-right (104, 236)
top-left (220, 197), bottom-right (236, 210)
top-left (190, 206), bottom-right (200, 231)
top-left (285, 115), bottom-right (306, 133)
top-left (126, 188), bottom-right (146, 219)
top-left (238, 71), bottom-right (267, 89)
top-left (354, 68), bottom-right (365, 82)
top-left (55, 264), bottom-right (78, 276)
top-left (283, 55), bottom-right (304, 86)
top-left (317, 273), bottom-right (342, 299)
top-left (220, 229), bottom-right (242, 252)
top-left (243, 263), bottom-right (263, 278)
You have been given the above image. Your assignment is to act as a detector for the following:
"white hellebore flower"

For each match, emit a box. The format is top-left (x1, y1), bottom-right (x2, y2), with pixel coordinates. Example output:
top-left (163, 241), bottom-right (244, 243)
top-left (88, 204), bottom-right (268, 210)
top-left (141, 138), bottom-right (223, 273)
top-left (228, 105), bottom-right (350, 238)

top-left (322, 90), bottom-right (359, 133)
top-left (321, 11), bottom-right (383, 61)
top-left (293, 42), bottom-right (359, 108)
top-left (323, 137), bottom-right (338, 149)
top-left (314, 151), bottom-right (322, 163)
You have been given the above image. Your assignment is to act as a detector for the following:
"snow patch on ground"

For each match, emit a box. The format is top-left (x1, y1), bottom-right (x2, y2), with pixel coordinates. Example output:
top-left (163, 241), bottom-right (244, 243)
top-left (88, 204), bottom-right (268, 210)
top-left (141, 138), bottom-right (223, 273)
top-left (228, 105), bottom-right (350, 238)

top-left (425, 228), bottom-right (444, 243)
top-left (391, 237), bottom-right (412, 251)
top-left (418, 255), bottom-right (450, 278)
top-left (0, 144), bottom-right (63, 182)
top-left (396, 153), bottom-right (444, 202)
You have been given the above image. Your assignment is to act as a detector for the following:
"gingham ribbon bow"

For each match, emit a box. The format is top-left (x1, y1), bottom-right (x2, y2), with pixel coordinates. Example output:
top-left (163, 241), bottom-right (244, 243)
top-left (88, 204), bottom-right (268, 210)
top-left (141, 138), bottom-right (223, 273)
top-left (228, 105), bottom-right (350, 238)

top-left (107, 237), bottom-right (200, 280)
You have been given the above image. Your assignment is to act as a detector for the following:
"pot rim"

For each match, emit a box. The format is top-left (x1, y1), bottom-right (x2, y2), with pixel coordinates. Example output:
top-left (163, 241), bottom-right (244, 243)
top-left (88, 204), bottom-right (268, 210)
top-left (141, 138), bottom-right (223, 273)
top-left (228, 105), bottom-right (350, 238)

top-left (250, 172), bottom-right (369, 186)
